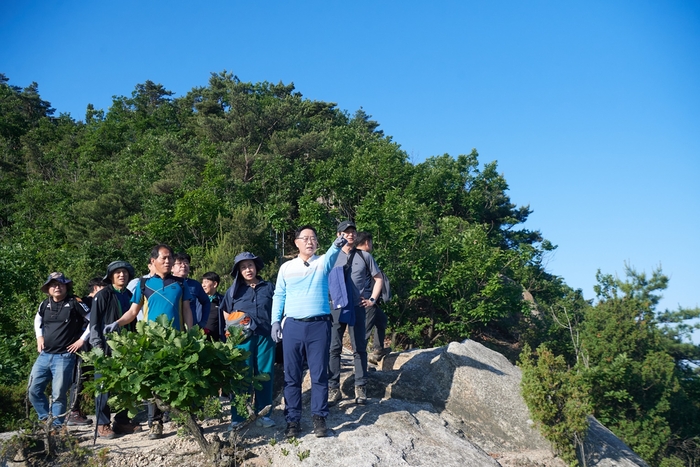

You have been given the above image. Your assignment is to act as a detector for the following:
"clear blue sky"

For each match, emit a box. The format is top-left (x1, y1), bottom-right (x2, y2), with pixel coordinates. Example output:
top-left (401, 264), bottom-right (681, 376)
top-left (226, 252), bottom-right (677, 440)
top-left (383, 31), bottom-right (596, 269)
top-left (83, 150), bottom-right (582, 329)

top-left (2, 1), bottom-right (699, 326)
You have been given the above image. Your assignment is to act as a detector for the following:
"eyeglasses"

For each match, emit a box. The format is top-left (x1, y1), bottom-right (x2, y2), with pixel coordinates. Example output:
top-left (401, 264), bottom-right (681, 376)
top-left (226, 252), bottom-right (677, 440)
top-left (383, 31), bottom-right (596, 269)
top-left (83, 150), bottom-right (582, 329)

top-left (296, 236), bottom-right (318, 243)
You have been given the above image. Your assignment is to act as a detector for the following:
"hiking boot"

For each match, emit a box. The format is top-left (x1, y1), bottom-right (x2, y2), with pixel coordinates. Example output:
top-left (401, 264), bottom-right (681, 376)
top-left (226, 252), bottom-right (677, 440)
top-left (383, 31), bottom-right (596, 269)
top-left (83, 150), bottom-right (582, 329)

top-left (148, 422), bottom-right (163, 440)
top-left (285, 421), bottom-right (301, 439)
top-left (97, 424), bottom-right (116, 439)
top-left (112, 421), bottom-right (142, 434)
top-left (328, 387), bottom-right (342, 406)
top-left (67, 410), bottom-right (93, 426)
top-left (312, 415), bottom-right (328, 438)
top-left (354, 385), bottom-right (367, 405)
top-left (369, 348), bottom-right (390, 365)
top-left (255, 416), bottom-right (276, 428)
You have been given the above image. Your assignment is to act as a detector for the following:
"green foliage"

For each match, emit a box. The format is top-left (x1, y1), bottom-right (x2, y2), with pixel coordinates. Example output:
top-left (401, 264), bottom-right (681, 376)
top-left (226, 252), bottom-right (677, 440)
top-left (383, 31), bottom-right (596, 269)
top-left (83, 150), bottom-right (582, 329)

top-left (0, 383), bottom-right (27, 432)
top-left (580, 267), bottom-right (692, 464)
top-left (0, 334), bottom-right (32, 386)
top-left (519, 344), bottom-right (591, 466)
top-left (521, 267), bottom-right (700, 467)
top-left (82, 315), bottom-right (262, 419)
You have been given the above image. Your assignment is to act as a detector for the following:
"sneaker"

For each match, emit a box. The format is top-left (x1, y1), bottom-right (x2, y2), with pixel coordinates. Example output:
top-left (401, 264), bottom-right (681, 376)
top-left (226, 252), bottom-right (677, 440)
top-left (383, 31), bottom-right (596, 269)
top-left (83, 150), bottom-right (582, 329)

top-left (285, 421), bottom-right (301, 439)
top-left (148, 422), bottom-right (163, 440)
top-left (255, 416), bottom-right (276, 428)
top-left (328, 387), bottom-right (342, 406)
top-left (354, 385), bottom-right (367, 405)
top-left (112, 421), bottom-right (142, 434)
top-left (97, 424), bottom-right (116, 439)
top-left (228, 420), bottom-right (242, 431)
top-left (67, 410), bottom-right (93, 426)
top-left (312, 415), bottom-right (328, 438)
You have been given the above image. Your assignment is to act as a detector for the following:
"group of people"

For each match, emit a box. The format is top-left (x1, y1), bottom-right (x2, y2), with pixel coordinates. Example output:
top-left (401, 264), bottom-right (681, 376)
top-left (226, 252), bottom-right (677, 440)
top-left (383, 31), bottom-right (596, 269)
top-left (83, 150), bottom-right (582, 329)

top-left (28, 221), bottom-right (390, 441)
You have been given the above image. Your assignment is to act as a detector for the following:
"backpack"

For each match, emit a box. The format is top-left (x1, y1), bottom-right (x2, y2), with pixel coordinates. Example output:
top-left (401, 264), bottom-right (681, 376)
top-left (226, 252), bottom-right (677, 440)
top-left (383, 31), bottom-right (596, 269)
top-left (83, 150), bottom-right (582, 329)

top-left (38, 296), bottom-right (90, 331)
top-left (356, 251), bottom-right (392, 303)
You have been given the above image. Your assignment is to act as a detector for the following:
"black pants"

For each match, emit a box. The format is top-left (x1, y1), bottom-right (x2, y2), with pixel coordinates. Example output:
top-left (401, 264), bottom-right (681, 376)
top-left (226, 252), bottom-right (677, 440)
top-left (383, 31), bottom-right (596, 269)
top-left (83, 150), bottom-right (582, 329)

top-left (69, 356), bottom-right (91, 412)
top-left (365, 305), bottom-right (387, 353)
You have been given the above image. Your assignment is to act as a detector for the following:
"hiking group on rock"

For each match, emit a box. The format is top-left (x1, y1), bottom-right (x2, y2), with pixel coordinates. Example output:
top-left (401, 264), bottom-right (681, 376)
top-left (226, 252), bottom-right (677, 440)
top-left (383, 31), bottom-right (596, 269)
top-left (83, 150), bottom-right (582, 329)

top-left (28, 221), bottom-right (391, 440)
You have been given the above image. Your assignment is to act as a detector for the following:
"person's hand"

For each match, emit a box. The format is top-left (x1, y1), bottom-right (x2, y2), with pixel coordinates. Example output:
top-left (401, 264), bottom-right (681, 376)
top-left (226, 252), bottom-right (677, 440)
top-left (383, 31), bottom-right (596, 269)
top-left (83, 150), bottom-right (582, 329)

top-left (333, 237), bottom-right (348, 248)
top-left (104, 321), bottom-right (120, 334)
top-left (271, 322), bottom-right (283, 343)
top-left (67, 339), bottom-right (84, 353)
top-left (36, 336), bottom-right (44, 353)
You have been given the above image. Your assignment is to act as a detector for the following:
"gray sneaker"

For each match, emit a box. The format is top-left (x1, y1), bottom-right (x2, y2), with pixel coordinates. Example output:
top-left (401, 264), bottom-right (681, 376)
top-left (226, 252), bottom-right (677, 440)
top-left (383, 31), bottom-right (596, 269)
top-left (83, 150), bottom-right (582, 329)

top-left (354, 385), bottom-right (367, 405)
top-left (328, 387), bottom-right (342, 406)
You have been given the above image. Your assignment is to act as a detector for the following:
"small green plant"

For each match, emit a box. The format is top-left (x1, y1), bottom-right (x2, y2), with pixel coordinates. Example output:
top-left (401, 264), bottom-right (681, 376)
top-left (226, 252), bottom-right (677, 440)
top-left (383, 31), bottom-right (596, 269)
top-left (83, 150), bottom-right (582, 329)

top-left (87, 447), bottom-right (110, 467)
top-left (297, 449), bottom-right (310, 461)
top-left (289, 437), bottom-right (300, 447)
top-left (281, 447), bottom-right (289, 456)
top-left (83, 316), bottom-right (267, 466)
top-left (268, 437), bottom-right (277, 446)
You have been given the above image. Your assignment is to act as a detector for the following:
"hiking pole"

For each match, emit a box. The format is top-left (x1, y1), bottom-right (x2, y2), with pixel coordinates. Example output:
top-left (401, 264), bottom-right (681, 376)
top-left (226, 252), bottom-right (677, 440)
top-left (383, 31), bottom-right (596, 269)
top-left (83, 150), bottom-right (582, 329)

top-left (93, 387), bottom-right (103, 445)
top-left (94, 327), bottom-right (110, 445)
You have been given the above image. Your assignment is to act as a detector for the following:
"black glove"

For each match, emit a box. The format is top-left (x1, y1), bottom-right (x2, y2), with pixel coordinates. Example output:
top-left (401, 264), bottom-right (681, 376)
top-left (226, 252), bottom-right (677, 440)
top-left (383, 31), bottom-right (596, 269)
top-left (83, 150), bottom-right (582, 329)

top-left (333, 237), bottom-right (348, 248)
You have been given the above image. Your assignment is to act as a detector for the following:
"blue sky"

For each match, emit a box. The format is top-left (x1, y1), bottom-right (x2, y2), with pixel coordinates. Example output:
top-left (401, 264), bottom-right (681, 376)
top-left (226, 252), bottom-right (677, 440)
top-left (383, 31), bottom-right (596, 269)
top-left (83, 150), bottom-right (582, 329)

top-left (2, 1), bottom-right (699, 327)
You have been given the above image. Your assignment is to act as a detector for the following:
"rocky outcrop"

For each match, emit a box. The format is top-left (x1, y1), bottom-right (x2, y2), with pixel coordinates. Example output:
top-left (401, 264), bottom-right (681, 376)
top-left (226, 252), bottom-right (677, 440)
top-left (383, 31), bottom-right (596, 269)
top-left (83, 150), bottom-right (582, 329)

top-left (1, 339), bottom-right (648, 467)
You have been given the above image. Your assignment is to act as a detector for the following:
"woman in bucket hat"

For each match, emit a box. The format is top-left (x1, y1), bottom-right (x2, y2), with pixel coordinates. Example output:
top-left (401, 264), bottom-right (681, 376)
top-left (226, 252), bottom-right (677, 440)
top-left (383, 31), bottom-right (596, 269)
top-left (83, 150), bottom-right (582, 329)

top-left (220, 252), bottom-right (276, 429)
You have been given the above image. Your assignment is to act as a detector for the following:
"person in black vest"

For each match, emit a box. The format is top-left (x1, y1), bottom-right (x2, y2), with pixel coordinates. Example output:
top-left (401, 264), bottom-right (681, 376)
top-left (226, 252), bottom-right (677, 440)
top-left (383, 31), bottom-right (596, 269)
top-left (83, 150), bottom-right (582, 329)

top-left (29, 272), bottom-right (90, 427)
top-left (89, 261), bottom-right (143, 439)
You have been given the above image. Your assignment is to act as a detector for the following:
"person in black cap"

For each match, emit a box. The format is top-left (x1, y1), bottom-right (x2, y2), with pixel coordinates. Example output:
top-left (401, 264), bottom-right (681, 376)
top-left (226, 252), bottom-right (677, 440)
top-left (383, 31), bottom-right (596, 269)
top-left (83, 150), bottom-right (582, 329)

top-left (328, 220), bottom-right (383, 406)
top-left (29, 272), bottom-right (90, 427)
top-left (220, 252), bottom-right (276, 429)
top-left (89, 261), bottom-right (142, 438)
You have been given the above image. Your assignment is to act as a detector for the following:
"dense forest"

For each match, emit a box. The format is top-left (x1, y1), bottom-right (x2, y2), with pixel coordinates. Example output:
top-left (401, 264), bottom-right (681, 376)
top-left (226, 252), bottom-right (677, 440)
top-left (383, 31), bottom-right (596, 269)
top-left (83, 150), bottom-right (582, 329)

top-left (1, 72), bottom-right (699, 466)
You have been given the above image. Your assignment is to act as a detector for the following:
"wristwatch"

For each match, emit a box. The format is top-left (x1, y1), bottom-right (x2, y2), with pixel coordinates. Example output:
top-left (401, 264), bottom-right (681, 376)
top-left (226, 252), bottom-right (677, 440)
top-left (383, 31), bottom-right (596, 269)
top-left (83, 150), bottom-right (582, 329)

top-left (369, 297), bottom-right (375, 304)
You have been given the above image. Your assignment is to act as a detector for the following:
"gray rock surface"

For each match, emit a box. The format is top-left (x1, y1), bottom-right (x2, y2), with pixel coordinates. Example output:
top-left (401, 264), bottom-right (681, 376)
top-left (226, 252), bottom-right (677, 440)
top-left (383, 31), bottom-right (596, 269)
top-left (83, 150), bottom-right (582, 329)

top-left (1, 339), bottom-right (649, 467)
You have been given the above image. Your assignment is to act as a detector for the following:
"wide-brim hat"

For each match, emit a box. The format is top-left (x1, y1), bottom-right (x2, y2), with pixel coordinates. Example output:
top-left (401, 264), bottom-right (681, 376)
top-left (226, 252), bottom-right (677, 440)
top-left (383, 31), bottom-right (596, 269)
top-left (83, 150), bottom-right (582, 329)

top-left (337, 220), bottom-right (356, 232)
top-left (103, 261), bottom-right (135, 283)
top-left (41, 272), bottom-right (72, 294)
top-left (230, 252), bottom-right (264, 278)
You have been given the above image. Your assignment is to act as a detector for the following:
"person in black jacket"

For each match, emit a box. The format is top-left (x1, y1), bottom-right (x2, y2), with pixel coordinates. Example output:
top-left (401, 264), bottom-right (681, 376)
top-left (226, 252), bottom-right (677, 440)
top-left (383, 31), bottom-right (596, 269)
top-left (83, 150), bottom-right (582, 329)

top-left (89, 261), bottom-right (142, 439)
top-left (220, 252), bottom-right (276, 430)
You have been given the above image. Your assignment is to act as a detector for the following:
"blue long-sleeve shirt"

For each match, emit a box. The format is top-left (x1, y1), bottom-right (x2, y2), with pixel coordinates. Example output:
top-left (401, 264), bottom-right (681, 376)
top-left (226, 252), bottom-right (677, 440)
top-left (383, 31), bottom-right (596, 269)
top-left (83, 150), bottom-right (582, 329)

top-left (271, 242), bottom-right (342, 323)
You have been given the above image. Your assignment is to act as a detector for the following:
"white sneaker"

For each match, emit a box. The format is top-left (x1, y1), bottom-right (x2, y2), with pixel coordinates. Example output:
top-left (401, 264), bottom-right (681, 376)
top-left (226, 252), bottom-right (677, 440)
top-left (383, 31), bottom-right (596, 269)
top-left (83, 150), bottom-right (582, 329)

top-left (228, 420), bottom-right (242, 431)
top-left (256, 416), bottom-right (276, 428)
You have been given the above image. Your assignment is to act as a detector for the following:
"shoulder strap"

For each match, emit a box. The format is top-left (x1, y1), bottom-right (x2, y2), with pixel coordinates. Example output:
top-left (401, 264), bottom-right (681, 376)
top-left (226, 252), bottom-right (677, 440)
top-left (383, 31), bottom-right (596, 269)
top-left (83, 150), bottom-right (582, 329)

top-left (140, 277), bottom-right (147, 297)
top-left (38, 298), bottom-right (50, 318)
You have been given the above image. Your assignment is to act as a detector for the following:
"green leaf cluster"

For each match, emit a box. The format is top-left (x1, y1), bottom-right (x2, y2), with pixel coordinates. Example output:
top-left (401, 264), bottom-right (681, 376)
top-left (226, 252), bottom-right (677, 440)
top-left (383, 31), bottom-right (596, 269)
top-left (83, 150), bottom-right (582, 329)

top-left (82, 315), bottom-right (260, 419)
